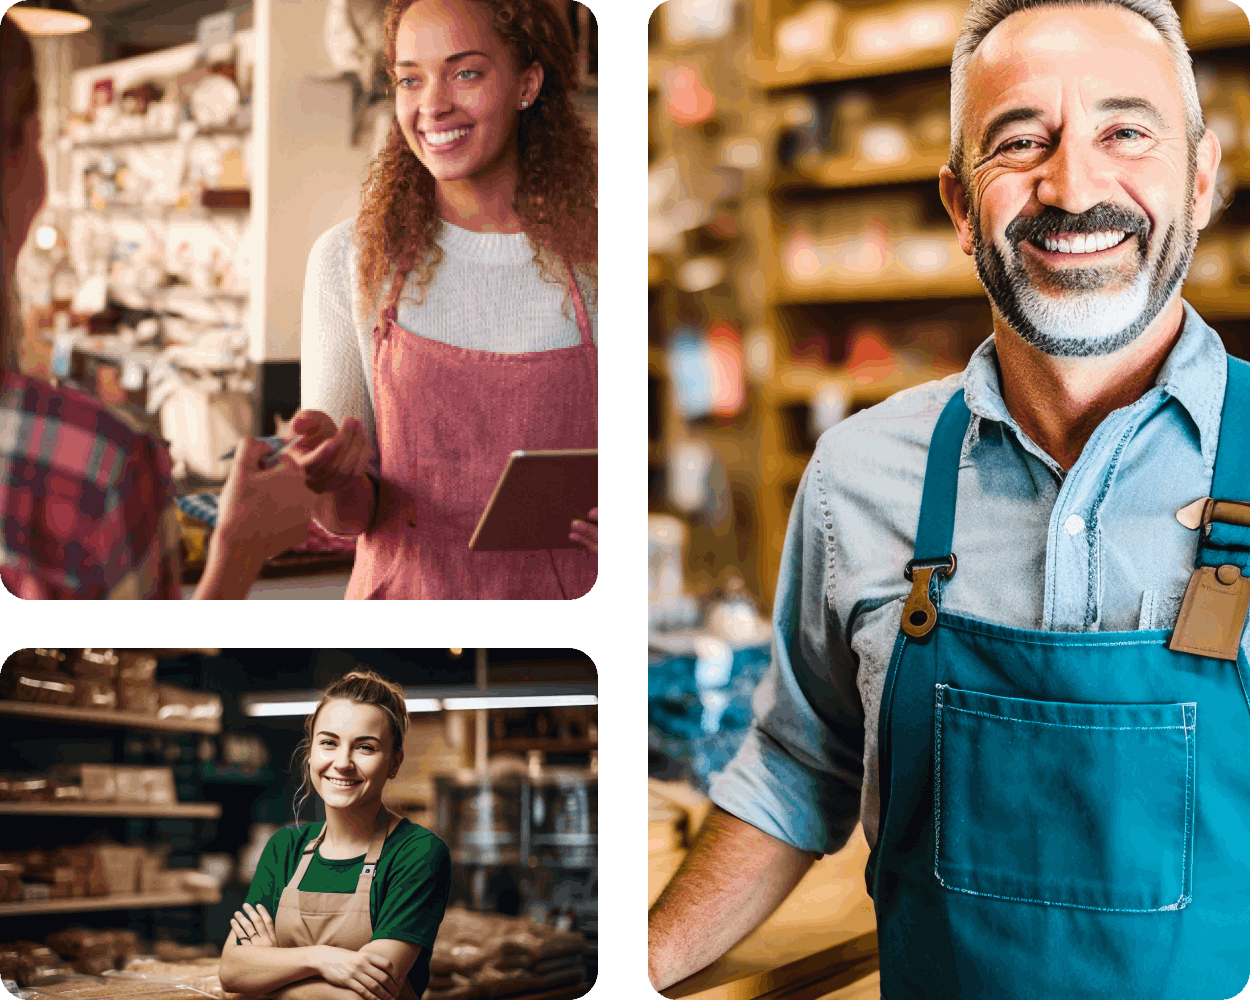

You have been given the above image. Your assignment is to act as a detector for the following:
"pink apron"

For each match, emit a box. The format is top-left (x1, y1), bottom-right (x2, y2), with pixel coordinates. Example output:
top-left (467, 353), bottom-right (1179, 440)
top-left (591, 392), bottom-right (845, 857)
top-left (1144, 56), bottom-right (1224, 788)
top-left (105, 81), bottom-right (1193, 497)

top-left (345, 262), bottom-right (597, 600)
top-left (273, 810), bottom-right (420, 1000)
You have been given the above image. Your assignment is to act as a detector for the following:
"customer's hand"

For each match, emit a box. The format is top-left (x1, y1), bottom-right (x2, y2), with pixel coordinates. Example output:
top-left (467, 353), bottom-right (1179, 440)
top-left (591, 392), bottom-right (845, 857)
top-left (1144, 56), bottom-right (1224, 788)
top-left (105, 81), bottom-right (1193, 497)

top-left (570, 507), bottom-right (597, 553)
top-left (314, 945), bottom-right (400, 1000)
top-left (288, 409), bottom-right (372, 495)
top-left (216, 438), bottom-right (314, 561)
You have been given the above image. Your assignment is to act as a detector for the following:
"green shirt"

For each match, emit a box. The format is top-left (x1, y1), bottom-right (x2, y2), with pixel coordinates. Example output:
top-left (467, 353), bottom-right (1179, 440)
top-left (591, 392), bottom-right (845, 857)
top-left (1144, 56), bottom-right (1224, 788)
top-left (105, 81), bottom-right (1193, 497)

top-left (244, 819), bottom-right (451, 998)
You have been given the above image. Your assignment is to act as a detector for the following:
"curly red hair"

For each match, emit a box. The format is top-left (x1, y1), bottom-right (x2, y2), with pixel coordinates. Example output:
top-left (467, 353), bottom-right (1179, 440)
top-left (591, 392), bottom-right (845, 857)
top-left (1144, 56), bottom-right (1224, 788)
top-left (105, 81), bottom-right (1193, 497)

top-left (355, 0), bottom-right (597, 320)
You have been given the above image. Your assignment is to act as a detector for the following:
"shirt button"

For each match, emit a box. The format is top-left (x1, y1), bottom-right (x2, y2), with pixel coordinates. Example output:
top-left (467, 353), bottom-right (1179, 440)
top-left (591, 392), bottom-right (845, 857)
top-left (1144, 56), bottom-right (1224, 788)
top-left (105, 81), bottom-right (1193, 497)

top-left (1064, 514), bottom-right (1085, 536)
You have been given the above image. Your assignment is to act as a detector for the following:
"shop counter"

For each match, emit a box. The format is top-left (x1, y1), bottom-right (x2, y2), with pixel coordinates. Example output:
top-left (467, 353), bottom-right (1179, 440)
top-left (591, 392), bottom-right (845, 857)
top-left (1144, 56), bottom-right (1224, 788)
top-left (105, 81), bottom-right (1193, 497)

top-left (650, 819), bottom-right (877, 1000)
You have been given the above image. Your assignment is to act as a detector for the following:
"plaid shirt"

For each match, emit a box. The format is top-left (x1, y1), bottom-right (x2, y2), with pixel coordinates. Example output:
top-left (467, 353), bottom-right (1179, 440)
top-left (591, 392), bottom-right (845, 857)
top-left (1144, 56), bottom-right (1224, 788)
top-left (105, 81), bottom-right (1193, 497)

top-left (3, 371), bottom-right (364, 597)
top-left (0, 372), bottom-right (181, 599)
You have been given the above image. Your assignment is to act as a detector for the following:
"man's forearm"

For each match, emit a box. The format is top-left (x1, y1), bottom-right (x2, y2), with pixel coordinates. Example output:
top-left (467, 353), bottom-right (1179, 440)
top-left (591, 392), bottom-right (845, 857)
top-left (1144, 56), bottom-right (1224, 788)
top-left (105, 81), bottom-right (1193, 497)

top-left (648, 807), bottom-right (817, 991)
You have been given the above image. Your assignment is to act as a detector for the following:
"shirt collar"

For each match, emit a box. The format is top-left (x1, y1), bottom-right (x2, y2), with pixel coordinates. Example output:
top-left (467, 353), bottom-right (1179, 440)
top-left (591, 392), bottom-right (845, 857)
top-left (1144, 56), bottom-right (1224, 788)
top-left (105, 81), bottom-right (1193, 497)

top-left (961, 301), bottom-right (1229, 467)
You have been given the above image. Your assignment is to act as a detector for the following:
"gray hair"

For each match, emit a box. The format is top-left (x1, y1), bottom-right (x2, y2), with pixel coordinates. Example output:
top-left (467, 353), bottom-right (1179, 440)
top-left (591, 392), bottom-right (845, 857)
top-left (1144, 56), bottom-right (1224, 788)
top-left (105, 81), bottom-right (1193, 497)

top-left (948, 0), bottom-right (1206, 181)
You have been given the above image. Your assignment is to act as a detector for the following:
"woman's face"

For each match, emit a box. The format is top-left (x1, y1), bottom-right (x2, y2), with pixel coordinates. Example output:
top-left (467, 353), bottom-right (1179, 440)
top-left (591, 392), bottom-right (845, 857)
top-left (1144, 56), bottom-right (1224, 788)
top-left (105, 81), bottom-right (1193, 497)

top-left (309, 698), bottom-right (401, 811)
top-left (393, 0), bottom-right (542, 185)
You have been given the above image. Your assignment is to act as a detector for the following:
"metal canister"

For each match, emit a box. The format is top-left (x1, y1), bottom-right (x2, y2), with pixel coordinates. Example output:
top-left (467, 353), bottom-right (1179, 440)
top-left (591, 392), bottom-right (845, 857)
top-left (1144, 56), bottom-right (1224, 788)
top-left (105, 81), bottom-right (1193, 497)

top-left (524, 768), bottom-right (596, 869)
top-left (433, 771), bottom-right (523, 867)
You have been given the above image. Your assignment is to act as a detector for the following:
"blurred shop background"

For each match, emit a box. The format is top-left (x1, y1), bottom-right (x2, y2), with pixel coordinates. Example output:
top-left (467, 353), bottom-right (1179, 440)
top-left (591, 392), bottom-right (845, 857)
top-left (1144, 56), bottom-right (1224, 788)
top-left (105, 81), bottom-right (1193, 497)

top-left (0, 648), bottom-right (596, 1000)
top-left (647, 3), bottom-right (1247, 998)
top-left (7, 0), bottom-right (596, 598)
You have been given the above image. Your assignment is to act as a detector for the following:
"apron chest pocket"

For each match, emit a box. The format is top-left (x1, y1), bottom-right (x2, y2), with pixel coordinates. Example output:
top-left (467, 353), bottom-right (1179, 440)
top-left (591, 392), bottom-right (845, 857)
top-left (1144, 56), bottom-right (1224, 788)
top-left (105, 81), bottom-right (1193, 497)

top-left (933, 684), bottom-right (1196, 912)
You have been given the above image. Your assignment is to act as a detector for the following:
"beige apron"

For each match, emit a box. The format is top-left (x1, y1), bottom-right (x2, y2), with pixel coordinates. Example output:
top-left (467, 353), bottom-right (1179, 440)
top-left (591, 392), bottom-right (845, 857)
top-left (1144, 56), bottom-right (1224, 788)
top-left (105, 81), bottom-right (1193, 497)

top-left (274, 809), bottom-right (419, 1000)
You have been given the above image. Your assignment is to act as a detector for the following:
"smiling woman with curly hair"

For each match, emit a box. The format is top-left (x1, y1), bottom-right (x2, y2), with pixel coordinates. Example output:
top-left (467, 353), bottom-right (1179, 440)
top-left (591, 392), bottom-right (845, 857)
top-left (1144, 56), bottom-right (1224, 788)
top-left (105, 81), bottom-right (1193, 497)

top-left (294, 0), bottom-right (597, 600)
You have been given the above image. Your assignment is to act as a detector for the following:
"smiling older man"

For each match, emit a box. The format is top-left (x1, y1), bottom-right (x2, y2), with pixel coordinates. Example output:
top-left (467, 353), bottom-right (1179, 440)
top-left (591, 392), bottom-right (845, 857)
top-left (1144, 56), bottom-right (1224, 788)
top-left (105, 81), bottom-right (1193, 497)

top-left (941, 3), bottom-right (1226, 478)
top-left (647, 2), bottom-right (1248, 997)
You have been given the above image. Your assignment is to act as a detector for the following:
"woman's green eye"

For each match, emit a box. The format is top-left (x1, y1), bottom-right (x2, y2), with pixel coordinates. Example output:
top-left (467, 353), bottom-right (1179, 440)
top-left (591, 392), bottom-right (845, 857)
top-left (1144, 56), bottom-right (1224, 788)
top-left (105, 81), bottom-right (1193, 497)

top-left (396, 68), bottom-right (479, 87)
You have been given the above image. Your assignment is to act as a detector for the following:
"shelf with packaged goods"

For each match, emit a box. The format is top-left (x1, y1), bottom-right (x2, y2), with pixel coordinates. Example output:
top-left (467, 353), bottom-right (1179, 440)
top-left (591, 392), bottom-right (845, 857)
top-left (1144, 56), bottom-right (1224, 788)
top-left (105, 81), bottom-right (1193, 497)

top-left (0, 890), bottom-right (222, 918)
top-left (0, 701), bottom-right (222, 735)
top-left (66, 121), bottom-right (252, 150)
top-left (0, 802), bottom-right (221, 819)
top-left (747, 13), bottom-right (1242, 94)
top-left (738, 0), bottom-right (1240, 94)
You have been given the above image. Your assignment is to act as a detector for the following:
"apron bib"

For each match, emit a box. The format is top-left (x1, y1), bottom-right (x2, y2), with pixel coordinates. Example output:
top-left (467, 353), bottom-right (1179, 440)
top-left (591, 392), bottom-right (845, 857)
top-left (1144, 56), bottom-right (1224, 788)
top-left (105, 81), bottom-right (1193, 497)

top-left (867, 357), bottom-right (1250, 999)
top-left (346, 263), bottom-right (597, 600)
top-left (274, 809), bottom-right (419, 1000)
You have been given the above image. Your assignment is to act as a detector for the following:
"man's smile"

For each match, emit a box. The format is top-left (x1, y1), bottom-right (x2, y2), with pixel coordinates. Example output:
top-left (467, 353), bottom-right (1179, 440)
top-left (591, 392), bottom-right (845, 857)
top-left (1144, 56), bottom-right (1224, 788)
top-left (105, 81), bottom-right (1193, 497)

top-left (1018, 228), bottom-right (1139, 268)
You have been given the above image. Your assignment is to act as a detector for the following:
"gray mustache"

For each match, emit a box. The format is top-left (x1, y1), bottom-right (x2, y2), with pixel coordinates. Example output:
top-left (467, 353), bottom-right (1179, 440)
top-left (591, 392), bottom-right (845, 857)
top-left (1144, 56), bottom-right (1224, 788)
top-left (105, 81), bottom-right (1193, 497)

top-left (1005, 204), bottom-right (1151, 246)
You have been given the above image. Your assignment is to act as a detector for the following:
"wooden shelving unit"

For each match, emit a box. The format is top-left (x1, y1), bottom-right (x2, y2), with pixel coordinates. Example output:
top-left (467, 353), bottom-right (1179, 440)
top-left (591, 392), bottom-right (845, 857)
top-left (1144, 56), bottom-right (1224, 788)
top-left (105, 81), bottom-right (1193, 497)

top-left (0, 668), bottom-right (225, 934)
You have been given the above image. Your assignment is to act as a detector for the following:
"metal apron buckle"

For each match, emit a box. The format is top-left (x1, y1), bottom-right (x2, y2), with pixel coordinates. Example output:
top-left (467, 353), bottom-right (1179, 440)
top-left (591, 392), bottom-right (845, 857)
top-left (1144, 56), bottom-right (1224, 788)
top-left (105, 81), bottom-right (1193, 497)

top-left (901, 554), bottom-right (957, 638)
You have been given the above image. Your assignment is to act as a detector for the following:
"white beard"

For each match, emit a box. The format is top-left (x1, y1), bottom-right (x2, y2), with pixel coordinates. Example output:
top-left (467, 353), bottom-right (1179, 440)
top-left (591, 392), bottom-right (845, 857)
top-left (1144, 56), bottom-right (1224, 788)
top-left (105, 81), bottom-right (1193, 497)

top-left (1009, 266), bottom-right (1154, 349)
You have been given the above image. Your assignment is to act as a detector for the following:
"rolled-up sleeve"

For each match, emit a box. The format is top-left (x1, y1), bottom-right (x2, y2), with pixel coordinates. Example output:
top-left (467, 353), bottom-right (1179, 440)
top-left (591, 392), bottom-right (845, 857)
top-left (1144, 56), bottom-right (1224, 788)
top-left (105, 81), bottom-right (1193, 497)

top-left (708, 456), bottom-right (866, 855)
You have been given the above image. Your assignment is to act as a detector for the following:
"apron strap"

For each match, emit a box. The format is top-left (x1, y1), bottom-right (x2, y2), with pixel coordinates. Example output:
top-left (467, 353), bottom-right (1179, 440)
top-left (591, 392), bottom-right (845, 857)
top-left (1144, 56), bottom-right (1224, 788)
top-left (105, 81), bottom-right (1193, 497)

top-left (1197, 356), bottom-right (1250, 576)
top-left (378, 264), bottom-right (411, 331)
top-left (901, 388), bottom-right (969, 638)
top-left (911, 388), bottom-right (971, 564)
top-left (565, 260), bottom-right (592, 349)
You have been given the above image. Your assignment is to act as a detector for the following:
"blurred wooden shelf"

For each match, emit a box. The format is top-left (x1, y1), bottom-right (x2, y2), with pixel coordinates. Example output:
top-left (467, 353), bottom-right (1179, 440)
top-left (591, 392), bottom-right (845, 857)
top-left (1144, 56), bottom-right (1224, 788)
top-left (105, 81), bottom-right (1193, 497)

top-left (787, 152), bottom-right (948, 190)
top-left (0, 890), bottom-right (221, 917)
top-left (1184, 286), bottom-right (1250, 321)
top-left (749, 46), bottom-right (953, 91)
top-left (0, 700), bottom-right (222, 734)
top-left (0, 802), bottom-right (221, 819)
top-left (772, 271), bottom-right (984, 304)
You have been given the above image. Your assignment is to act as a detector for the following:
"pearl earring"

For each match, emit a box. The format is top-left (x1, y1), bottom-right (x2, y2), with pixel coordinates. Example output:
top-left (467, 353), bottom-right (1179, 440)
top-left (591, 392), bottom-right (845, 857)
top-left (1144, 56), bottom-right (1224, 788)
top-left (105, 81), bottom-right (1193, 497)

top-left (520, 100), bottom-right (530, 109)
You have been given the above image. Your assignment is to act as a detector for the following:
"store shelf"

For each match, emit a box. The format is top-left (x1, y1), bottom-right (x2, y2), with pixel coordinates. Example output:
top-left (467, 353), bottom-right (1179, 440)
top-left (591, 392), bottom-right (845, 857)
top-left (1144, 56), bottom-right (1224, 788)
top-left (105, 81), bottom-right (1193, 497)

top-left (772, 271), bottom-right (984, 304)
top-left (199, 763), bottom-right (273, 784)
top-left (497, 984), bottom-right (591, 1000)
top-left (748, 45), bottom-right (953, 91)
top-left (488, 738), bottom-right (598, 753)
top-left (0, 701), bottom-right (222, 734)
top-left (146, 649), bottom-right (222, 657)
top-left (0, 890), bottom-right (220, 918)
top-left (0, 802), bottom-right (221, 819)
top-left (64, 121), bottom-right (251, 150)
top-left (1182, 7), bottom-right (1249, 53)
top-left (798, 150), bottom-right (944, 189)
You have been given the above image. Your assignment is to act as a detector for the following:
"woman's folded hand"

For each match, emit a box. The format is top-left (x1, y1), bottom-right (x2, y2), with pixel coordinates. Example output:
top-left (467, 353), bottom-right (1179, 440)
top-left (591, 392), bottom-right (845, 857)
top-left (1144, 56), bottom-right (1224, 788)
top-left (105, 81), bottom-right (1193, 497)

top-left (314, 945), bottom-right (400, 1000)
top-left (230, 902), bottom-right (278, 947)
top-left (288, 410), bottom-right (372, 495)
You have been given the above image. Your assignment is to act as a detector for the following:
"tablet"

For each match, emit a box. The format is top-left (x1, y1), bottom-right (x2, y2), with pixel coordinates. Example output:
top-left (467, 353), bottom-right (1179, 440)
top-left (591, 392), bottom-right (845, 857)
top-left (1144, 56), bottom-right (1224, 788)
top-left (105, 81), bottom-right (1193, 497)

top-left (469, 449), bottom-right (597, 552)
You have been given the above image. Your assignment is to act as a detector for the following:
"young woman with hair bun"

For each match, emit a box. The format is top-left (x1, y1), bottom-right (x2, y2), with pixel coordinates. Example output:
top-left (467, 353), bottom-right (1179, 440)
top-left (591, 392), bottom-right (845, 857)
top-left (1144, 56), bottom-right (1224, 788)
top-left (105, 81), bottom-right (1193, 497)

top-left (221, 670), bottom-right (451, 1000)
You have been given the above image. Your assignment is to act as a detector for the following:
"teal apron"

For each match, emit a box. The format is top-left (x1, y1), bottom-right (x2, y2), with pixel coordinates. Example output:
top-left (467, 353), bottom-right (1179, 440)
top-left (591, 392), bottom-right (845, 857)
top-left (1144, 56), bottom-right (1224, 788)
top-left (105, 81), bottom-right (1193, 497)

top-left (867, 357), bottom-right (1249, 999)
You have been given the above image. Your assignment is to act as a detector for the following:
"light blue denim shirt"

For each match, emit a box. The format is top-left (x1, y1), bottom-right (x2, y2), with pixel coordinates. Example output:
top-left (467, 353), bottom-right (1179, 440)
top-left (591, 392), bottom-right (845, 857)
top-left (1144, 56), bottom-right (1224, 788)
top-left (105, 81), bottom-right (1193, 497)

top-left (708, 303), bottom-right (1249, 856)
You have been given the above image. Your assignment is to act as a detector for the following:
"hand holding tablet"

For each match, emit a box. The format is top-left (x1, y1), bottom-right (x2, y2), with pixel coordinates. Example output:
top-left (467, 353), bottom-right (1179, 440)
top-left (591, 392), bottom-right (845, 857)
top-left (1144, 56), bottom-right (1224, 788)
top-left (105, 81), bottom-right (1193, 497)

top-left (570, 508), bottom-right (598, 553)
top-left (470, 450), bottom-right (597, 552)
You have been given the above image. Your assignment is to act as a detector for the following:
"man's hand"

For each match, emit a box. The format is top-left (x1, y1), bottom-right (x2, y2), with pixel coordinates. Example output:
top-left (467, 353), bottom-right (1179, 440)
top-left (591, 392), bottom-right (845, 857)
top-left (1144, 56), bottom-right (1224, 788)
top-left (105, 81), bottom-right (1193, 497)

top-left (215, 438), bottom-right (314, 560)
top-left (230, 903), bottom-right (277, 947)
top-left (288, 409), bottom-right (372, 495)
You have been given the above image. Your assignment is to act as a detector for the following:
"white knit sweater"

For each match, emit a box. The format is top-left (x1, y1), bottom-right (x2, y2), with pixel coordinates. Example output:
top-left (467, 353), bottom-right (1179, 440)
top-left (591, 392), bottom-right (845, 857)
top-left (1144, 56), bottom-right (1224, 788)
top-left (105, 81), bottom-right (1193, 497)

top-left (300, 218), bottom-right (597, 454)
